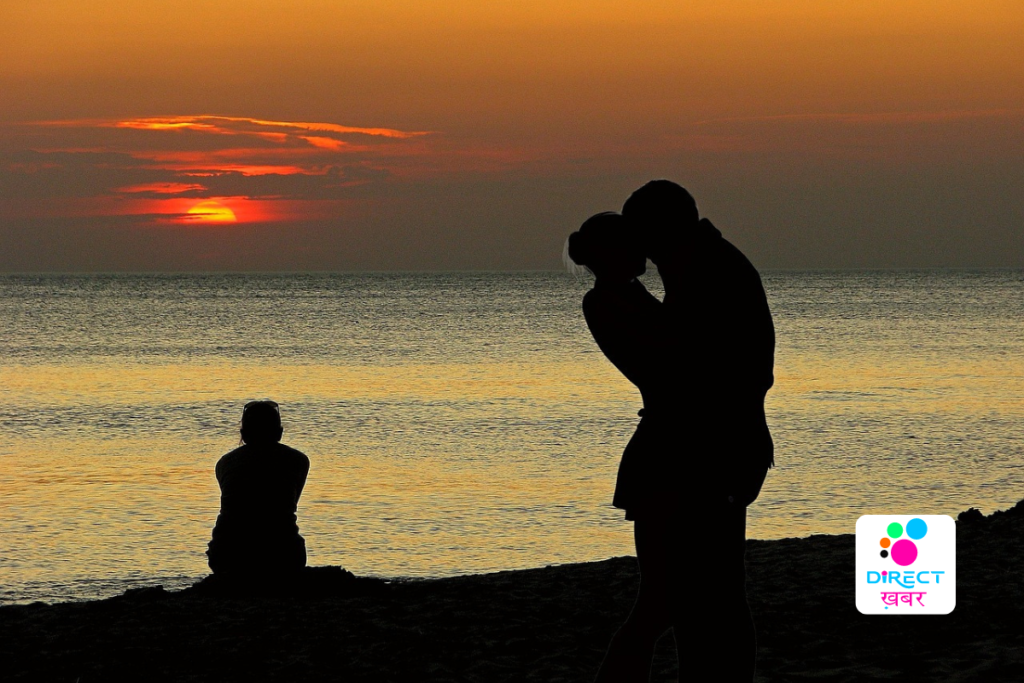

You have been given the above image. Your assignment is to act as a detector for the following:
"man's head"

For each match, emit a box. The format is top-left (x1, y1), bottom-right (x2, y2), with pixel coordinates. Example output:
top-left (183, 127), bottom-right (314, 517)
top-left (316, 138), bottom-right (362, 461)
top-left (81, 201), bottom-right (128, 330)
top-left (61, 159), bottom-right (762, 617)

top-left (240, 400), bottom-right (283, 445)
top-left (621, 180), bottom-right (698, 262)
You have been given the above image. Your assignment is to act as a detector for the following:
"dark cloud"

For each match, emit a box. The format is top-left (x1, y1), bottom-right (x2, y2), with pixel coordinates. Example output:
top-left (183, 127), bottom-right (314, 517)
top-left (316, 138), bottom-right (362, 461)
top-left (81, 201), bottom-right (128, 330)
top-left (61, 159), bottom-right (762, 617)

top-left (0, 149), bottom-right (165, 199)
top-left (0, 141), bottom-right (393, 202)
top-left (193, 164), bottom-right (392, 200)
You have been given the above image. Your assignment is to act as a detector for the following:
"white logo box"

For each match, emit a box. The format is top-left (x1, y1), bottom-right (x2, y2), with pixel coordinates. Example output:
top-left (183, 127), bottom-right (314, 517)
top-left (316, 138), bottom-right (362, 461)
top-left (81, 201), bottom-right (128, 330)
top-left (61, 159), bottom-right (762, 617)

top-left (856, 515), bottom-right (956, 615)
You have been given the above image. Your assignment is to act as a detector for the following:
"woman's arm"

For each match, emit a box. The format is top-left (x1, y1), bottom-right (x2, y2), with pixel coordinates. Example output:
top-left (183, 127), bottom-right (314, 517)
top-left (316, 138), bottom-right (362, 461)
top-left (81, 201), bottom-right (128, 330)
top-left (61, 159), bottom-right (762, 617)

top-left (582, 286), bottom-right (670, 389)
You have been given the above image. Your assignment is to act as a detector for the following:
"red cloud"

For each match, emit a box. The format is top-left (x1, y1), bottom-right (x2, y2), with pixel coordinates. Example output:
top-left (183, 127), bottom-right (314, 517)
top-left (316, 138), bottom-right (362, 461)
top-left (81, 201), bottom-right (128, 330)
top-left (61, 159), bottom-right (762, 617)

top-left (14, 115), bottom-right (435, 224)
top-left (106, 115), bottom-right (428, 140)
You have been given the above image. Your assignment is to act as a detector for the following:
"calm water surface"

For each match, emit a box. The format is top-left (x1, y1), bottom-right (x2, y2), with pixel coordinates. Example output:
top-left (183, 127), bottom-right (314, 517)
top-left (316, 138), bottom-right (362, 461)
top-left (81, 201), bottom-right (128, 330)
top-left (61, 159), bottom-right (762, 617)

top-left (1, 271), bottom-right (1022, 603)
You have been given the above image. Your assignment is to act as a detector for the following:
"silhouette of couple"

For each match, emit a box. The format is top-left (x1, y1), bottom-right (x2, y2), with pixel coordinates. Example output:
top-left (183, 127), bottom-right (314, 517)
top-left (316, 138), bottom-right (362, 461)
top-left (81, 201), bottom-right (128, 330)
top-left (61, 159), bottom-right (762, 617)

top-left (203, 179), bottom-right (773, 681)
top-left (567, 180), bottom-right (774, 682)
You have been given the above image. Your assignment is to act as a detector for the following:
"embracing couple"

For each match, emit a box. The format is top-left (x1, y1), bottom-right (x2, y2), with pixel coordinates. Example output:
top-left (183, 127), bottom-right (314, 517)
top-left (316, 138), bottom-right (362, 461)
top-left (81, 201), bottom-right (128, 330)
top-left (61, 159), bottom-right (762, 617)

top-left (566, 180), bottom-right (775, 683)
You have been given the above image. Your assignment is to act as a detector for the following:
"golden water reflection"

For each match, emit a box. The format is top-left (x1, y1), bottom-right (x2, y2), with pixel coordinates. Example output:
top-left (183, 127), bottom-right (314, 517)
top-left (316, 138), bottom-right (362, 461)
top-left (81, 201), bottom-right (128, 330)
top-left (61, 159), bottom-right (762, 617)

top-left (2, 346), bottom-right (1022, 601)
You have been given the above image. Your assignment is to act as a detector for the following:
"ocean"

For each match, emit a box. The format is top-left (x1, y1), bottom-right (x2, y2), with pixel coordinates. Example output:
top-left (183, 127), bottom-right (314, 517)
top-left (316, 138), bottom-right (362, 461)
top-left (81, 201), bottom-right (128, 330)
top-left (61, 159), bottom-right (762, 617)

top-left (1, 271), bottom-right (1022, 604)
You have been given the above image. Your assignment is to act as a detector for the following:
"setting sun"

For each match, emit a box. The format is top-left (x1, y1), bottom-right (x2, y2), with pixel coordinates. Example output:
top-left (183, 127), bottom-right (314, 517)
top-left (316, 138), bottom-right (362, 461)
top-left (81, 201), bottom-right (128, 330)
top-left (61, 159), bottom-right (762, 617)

top-left (186, 200), bottom-right (237, 223)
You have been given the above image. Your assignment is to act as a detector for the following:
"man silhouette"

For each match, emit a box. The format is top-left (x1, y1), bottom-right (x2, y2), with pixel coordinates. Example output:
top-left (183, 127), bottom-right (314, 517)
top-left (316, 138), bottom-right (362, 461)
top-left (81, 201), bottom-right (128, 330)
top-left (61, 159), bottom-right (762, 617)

top-left (621, 180), bottom-right (774, 682)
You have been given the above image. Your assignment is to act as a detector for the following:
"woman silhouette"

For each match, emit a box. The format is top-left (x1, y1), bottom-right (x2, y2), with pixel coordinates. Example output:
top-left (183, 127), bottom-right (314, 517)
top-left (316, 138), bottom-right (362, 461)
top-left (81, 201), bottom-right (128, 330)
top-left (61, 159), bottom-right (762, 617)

top-left (566, 212), bottom-right (687, 682)
top-left (206, 400), bottom-right (309, 581)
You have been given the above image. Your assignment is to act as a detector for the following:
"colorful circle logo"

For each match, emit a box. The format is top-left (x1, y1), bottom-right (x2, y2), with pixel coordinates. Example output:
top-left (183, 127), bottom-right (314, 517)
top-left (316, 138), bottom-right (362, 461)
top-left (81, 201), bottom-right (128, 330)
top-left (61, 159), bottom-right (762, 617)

top-left (879, 518), bottom-right (927, 566)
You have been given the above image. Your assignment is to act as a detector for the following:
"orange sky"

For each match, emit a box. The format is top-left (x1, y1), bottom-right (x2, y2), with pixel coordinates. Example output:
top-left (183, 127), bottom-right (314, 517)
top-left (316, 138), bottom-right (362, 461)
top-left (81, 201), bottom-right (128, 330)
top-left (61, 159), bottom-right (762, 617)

top-left (1, 1), bottom-right (1022, 270)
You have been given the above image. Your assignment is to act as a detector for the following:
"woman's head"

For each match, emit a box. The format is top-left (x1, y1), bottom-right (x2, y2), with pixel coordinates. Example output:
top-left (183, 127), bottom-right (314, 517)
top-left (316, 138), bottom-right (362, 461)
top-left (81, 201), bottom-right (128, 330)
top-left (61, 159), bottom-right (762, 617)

top-left (240, 400), bottom-right (283, 445)
top-left (565, 212), bottom-right (646, 281)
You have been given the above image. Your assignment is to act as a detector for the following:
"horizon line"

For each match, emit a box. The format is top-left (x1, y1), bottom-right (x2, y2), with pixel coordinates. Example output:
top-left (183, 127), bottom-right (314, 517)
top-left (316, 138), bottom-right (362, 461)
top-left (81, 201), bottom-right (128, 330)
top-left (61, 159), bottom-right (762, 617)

top-left (0, 266), bottom-right (1021, 276)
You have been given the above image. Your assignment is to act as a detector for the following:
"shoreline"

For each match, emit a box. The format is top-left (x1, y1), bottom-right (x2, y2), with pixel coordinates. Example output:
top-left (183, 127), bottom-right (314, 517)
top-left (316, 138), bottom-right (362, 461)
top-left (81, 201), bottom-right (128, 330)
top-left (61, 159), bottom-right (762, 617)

top-left (0, 532), bottom-right (847, 608)
top-left (3, 501), bottom-right (1023, 681)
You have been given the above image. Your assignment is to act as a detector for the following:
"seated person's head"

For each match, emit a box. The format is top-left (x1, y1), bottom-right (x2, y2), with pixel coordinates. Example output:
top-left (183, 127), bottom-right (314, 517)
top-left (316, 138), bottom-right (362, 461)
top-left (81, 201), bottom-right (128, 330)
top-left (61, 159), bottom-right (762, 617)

top-left (565, 212), bottom-right (645, 282)
top-left (621, 180), bottom-right (698, 261)
top-left (240, 400), bottom-right (283, 445)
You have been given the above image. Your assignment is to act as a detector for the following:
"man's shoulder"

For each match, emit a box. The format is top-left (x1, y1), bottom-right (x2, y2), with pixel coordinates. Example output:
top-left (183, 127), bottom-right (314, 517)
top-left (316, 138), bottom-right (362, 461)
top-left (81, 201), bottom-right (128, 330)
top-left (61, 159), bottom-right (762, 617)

top-left (704, 235), bottom-right (764, 293)
top-left (714, 234), bottom-right (756, 270)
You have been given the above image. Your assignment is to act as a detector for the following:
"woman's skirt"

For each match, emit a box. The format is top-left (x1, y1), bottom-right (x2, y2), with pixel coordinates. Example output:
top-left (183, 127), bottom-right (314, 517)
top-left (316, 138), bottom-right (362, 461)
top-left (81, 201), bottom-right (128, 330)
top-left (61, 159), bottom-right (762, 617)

top-left (613, 411), bottom-right (772, 520)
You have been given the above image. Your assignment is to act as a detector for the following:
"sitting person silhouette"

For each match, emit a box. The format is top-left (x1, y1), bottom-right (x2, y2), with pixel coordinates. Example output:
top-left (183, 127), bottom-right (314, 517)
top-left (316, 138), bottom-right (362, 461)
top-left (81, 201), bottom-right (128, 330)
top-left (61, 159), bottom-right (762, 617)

top-left (206, 400), bottom-right (310, 580)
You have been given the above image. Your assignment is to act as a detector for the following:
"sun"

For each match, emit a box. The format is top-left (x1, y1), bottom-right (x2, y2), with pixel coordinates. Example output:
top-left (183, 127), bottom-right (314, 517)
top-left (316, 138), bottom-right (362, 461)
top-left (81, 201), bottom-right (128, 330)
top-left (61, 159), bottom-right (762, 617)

top-left (186, 200), bottom-right (237, 223)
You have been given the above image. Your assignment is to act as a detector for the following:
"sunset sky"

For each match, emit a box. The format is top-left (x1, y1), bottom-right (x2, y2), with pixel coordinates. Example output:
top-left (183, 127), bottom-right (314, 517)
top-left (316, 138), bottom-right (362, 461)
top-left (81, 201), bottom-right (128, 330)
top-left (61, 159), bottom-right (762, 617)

top-left (1, 1), bottom-right (1022, 271)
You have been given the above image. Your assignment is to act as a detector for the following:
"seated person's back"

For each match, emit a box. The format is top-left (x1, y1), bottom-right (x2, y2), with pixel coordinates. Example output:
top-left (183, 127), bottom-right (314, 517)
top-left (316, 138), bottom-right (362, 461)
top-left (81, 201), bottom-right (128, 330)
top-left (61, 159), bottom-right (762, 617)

top-left (207, 400), bottom-right (310, 577)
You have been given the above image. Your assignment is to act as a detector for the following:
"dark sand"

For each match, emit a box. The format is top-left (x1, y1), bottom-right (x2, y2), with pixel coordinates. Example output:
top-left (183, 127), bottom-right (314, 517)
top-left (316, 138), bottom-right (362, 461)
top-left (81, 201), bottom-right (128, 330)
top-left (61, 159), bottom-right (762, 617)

top-left (3, 502), bottom-right (1023, 682)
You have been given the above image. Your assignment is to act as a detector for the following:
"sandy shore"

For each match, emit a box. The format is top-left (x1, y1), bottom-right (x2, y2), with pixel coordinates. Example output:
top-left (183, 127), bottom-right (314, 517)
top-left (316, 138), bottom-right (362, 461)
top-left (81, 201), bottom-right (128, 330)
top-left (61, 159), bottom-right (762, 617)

top-left (3, 501), bottom-right (1023, 682)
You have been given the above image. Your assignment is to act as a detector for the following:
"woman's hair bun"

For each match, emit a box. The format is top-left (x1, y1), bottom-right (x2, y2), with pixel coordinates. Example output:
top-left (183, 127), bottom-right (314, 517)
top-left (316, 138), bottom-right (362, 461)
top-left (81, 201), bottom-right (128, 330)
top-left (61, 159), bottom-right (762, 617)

top-left (566, 229), bottom-right (592, 267)
top-left (565, 211), bottom-right (625, 270)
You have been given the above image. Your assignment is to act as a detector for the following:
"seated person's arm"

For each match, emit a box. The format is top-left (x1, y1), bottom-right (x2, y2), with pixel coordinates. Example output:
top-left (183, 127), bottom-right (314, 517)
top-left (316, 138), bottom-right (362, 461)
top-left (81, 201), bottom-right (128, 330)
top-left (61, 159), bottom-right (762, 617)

top-left (295, 454), bottom-right (310, 501)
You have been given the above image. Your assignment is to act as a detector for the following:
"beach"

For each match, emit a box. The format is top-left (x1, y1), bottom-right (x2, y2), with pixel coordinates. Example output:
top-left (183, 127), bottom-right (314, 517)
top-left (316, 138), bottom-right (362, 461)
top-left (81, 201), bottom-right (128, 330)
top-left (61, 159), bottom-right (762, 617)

top-left (6, 2), bottom-right (1023, 680)
top-left (3, 501), bottom-right (1022, 682)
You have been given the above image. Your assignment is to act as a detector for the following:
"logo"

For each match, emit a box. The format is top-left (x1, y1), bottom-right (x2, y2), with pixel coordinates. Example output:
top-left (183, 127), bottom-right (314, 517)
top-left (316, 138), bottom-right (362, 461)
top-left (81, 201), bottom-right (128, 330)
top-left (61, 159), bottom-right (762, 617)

top-left (856, 515), bottom-right (955, 615)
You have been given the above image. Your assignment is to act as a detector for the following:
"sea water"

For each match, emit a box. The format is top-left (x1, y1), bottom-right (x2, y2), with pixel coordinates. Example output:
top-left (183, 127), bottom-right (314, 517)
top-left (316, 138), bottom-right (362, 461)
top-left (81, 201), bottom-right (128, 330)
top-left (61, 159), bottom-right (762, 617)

top-left (1, 271), bottom-right (1022, 603)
